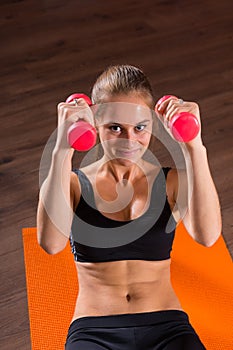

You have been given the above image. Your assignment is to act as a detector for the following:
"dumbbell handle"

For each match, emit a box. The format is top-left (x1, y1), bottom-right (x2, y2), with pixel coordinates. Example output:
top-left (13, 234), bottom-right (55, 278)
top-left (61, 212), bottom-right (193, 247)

top-left (66, 93), bottom-right (97, 151)
top-left (156, 95), bottom-right (200, 142)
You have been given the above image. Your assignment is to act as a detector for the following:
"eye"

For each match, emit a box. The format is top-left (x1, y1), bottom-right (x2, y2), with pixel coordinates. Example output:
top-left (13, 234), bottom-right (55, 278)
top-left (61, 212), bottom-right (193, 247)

top-left (135, 124), bottom-right (146, 132)
top-left (109, 125), bottom-right (122, 133)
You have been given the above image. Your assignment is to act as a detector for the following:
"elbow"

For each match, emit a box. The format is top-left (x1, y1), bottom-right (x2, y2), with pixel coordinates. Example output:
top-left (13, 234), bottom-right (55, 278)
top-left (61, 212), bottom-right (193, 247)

top-left (191, 217), bottom-right (222, 248)
top-left (198, 230), bottom-right (222, 248)
top-left (204, 236), bottom-right (221, 248)
top-left (39, 243), bottom-right (61, 255)
top-left (37, 233), bottom-right (68, 255)
top-left (204, 221), bottom-right (222, 247)
top-left (201, 240), bottom-right (217, 248)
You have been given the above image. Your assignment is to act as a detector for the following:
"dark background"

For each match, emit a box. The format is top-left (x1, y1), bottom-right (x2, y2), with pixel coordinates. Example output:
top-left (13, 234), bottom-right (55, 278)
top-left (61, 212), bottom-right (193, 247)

top-left (1, 0), bottom-right (232, 348)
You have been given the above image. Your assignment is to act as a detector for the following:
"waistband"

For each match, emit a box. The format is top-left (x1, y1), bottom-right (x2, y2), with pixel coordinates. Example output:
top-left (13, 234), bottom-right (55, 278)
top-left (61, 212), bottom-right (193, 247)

top-left (68, 309), bottom-right (189, 331)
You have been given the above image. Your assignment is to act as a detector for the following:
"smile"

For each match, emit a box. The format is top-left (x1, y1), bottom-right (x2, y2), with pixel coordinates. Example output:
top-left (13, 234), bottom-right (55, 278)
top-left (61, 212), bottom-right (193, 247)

top-left (116, 149), bottom-right (140, 157)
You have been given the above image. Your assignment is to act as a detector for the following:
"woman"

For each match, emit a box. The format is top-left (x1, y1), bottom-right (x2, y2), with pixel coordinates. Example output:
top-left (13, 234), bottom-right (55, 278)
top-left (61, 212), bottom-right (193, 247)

top-left (37, 65), bottom-right (222, 349)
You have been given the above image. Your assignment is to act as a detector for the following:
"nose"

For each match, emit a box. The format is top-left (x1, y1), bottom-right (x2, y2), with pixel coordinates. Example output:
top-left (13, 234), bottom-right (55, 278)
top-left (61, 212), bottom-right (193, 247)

top-left (120, 128), bottom-right (138, 148)
top-left (122, 128), bottom-right (136, 141)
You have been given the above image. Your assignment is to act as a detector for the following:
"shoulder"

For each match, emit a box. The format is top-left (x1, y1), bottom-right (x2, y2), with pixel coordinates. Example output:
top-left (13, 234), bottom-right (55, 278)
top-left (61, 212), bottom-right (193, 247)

top-left (166, 167), bottom-right (187, 197)
top-left (165, 168), bottom-right (187, 222)
top-left (165, 168), bottom-right (177, 203)
top-left (70, 170), bottom-right (81, 211)
top-left (70, 170), bottom-right (80, 186)
top-left (70, 161), bottom-right (101, 210)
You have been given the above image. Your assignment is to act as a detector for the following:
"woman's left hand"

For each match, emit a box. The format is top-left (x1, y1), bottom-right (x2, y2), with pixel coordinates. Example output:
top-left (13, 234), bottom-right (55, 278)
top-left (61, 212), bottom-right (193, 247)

top-left (156, 96), bottom-right (203, 149)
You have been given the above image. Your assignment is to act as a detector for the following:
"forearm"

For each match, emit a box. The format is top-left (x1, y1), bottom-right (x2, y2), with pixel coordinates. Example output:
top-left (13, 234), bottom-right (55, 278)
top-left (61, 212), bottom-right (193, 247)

top-left (37, 148), bottom-right (74, 254)
top-left (183, 143), bottom-right (222, 246)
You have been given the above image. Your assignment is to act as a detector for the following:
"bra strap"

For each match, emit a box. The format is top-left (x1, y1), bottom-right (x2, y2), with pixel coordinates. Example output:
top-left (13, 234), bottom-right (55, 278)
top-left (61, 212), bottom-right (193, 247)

top-left (162, 167), bottom-right (172, 179)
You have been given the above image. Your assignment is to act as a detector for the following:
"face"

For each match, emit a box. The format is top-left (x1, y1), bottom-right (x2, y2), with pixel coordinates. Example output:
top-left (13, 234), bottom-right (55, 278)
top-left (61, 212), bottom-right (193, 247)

top-left (94, 94), bottom-right (153, 166)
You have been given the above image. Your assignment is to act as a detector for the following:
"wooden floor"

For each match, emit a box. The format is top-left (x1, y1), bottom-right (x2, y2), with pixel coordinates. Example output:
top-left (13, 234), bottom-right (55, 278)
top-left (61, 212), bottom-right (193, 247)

top-left (1, 0), bottom-right (232, 348)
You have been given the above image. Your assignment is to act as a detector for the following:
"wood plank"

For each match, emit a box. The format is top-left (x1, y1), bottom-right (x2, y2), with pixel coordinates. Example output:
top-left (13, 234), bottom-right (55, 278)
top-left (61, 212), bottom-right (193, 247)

top-left (1, 0), bottom-right (232, 348)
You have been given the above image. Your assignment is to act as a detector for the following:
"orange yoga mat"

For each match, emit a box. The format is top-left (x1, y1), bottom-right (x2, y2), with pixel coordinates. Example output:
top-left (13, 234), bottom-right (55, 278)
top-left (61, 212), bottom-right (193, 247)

top-left (22, 222), bottom-right (233, 350)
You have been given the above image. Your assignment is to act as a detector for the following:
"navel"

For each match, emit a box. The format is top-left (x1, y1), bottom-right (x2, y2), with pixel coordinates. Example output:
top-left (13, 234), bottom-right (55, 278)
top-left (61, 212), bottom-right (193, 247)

top-left (126, 293), bottom-right (131, 302)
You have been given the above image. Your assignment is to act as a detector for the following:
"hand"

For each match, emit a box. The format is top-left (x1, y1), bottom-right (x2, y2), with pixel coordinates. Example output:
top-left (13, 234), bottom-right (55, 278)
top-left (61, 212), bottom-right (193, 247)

top-left (55, 98), bottom-right (94, 150)
top-left (156, 96), bottom-right (203, 149)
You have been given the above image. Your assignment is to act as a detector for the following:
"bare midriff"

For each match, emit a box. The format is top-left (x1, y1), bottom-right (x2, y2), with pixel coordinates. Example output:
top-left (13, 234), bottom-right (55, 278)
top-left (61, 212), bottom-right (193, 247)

top-left (71, 258), bottom-right (182, 323)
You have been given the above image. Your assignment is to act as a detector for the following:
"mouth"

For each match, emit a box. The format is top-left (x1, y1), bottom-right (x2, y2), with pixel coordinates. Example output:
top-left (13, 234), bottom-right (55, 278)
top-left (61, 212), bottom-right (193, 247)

top-left (116, 149), bottom-right (140, 158)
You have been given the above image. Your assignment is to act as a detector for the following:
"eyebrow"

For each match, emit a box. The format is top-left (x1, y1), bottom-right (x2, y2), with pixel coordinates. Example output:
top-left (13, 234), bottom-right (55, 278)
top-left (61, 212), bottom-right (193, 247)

top-left (107, 119), bottom-right (151, 125)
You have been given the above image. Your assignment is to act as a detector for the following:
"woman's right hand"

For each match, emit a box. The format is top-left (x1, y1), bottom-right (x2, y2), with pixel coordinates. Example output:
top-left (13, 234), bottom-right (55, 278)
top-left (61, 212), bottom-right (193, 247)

top-left (55, 98), bottom-right (94, 151)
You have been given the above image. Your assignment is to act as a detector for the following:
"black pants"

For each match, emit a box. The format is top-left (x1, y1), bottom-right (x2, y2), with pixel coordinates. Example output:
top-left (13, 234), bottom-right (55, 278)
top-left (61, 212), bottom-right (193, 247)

top-left (65, 310), bottom-right (206, 349)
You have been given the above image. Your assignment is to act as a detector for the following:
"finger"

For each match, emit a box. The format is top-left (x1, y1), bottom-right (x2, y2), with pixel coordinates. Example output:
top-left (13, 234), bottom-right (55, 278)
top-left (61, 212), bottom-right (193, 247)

top-left (165, 99), bottom-right (186, 120)
top-left (73, 98), bottom-right (89, 107)
top-left (72, 102), bottom-right (94, 125)
top-left (57, 97), bottom-right (89, 110)
top-left (57, 99), bottom-right (94, 125)
top-left (165, 105), bottom-right (181, 122)
top-left (57, 100), bottom-right (89, 115)
top-left (57, 102), bottom-right (79, 113)
top-left (156, 96), bottom-right (179, 114)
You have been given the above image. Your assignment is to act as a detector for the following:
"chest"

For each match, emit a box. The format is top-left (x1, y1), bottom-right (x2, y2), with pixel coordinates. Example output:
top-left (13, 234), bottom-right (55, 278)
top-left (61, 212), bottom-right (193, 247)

top-left (93, 177), bottom-right (151, 221)
top-left (71, 167), bottom-right (177, 264)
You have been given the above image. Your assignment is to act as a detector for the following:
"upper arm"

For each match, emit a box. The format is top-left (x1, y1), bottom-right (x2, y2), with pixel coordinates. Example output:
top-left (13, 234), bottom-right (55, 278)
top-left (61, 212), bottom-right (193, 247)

top-left (166, 168), bottom-right (180, 222)
top-left (70, 171), bottom-right (81, 212)
top-left (166, 168), bottom-right (193, 232)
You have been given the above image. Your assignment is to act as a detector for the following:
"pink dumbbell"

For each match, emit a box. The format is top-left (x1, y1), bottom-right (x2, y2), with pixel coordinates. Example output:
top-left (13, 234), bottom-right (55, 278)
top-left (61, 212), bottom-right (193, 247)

top-left (66, 93), bottom-right (97, 151)
top-left (155, 95), bottom-right (200, 142)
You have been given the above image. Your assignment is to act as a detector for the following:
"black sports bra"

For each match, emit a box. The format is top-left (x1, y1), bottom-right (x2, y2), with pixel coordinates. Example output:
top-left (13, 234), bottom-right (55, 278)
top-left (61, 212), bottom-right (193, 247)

top-left (70, 167), bottom-right (177, 263)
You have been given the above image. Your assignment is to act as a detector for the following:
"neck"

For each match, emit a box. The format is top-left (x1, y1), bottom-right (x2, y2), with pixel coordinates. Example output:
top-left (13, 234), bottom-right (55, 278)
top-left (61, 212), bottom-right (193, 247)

top-left (100, 155), bottom-right (145, 182)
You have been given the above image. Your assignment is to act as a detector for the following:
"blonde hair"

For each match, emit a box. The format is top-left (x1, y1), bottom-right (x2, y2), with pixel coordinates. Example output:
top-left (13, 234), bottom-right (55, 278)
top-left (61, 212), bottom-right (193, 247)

top-left (91, 65), bottom-right (154, 108)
